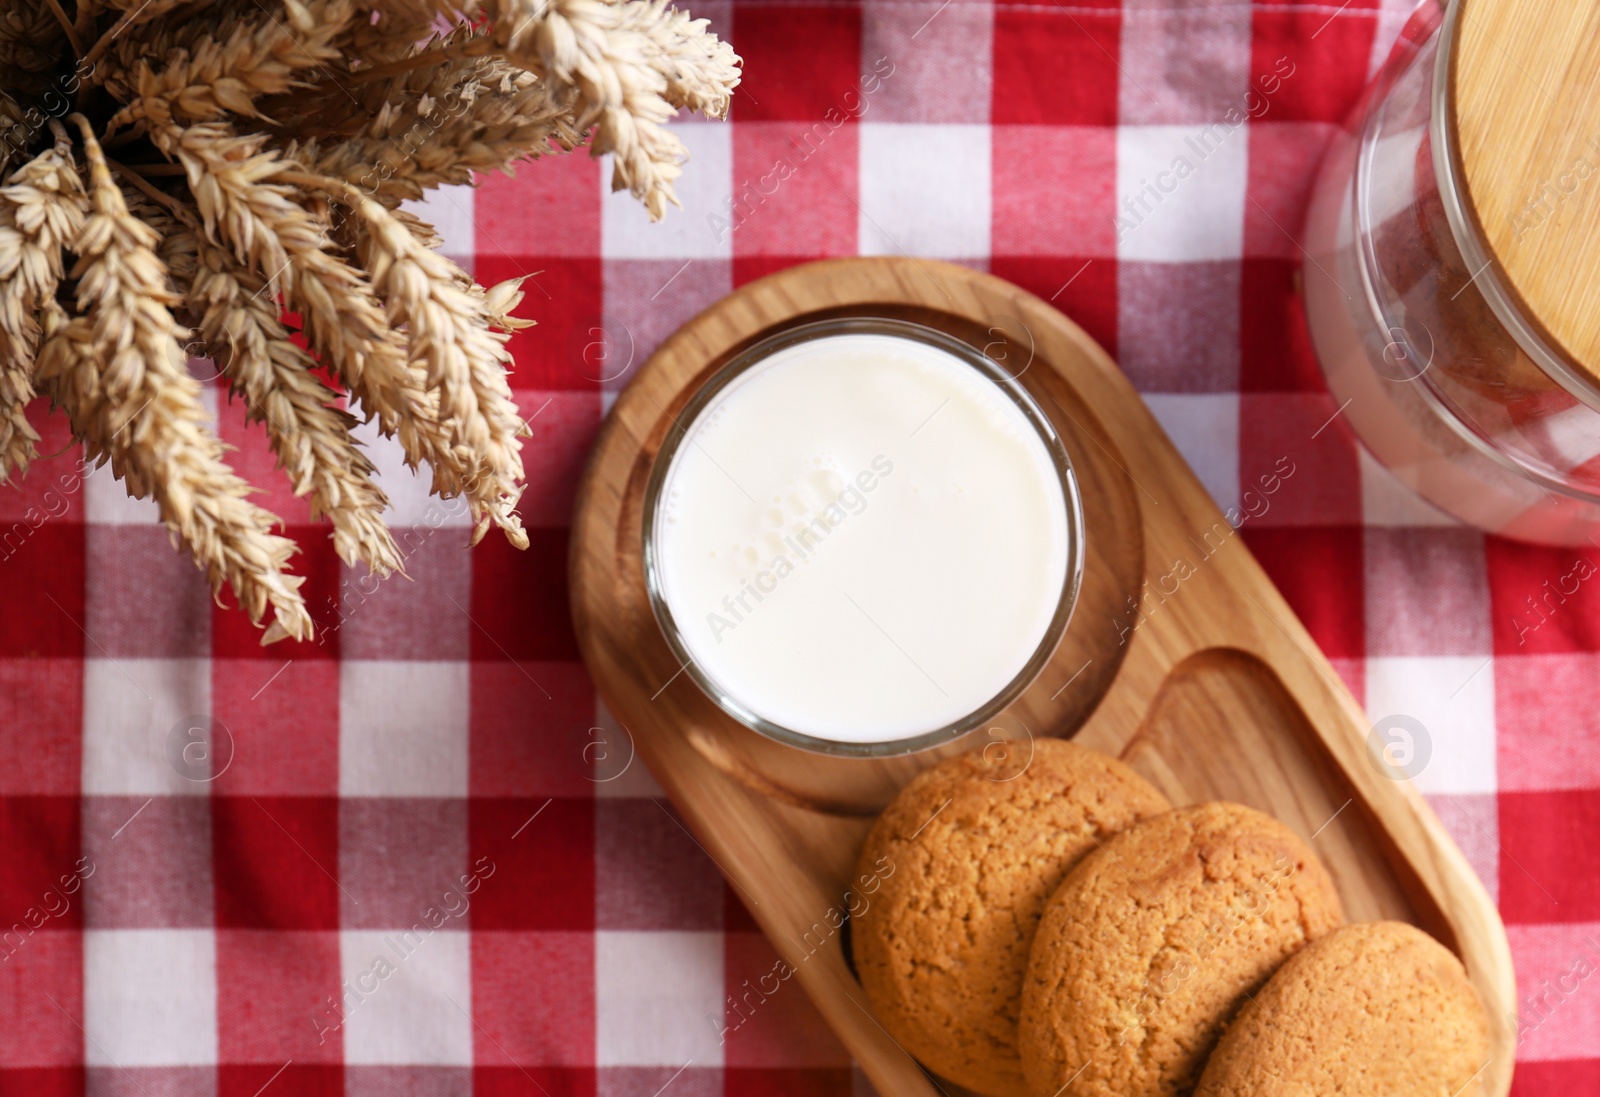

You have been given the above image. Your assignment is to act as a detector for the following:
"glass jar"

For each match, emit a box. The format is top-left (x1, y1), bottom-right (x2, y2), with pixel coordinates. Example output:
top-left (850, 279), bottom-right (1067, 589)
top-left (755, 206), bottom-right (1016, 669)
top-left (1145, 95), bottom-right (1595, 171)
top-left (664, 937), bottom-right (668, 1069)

top-left (1304, 1), bottom-right (1600, 545)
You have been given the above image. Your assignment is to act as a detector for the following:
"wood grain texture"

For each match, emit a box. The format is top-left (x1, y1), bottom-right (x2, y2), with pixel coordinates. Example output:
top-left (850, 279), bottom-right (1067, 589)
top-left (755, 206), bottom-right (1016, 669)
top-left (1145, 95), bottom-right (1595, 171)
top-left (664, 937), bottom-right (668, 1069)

top-left (1452, 0), bottom-right (1600, 378)
top-left (568, 258), bottom-right (1514, 1096)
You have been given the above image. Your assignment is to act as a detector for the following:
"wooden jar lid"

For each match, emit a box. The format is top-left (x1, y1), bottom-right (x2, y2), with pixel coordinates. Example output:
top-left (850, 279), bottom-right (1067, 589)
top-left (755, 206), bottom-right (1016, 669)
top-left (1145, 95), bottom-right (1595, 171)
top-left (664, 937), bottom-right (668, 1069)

top-left (1449, 0), bottom-right (1600, 385)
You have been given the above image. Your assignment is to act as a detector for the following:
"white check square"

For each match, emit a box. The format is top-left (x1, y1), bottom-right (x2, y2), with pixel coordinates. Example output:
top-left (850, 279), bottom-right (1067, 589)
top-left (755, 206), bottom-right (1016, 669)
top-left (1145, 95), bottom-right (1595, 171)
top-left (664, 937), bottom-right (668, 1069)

top-left (596, 931), bottom-right (723, 1066)
top-left (602, 123), bottom-right (733, 260)
top-left (341, 929), bottom-right (474, 1065)
top-left (82, 660), bottom-right (212, 797)
top-left (1365, 656), bottom-right (1497, 795)
top-left (859, 123), bottom-right (991, 258)
top-left (1144, 394), bottom-right (1240, 516)
top-left (85, 929), bottom-right (217, 1066)
top-left (1116, 124), bottom-right (1247, 262)
top-left (340, 662), bottom-right (469, 797)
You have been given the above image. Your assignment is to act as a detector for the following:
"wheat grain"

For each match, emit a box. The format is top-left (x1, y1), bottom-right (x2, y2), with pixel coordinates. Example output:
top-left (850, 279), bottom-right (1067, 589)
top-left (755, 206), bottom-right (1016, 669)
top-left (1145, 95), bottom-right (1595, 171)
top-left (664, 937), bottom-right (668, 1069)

top-left (107, 0), bottom-right (355, 133)
top-left (494, 0), bottom-right (739, 219)
top-left (37, 116), bottom-right (314, 640)
top-left (122, 174), bottom-right (402, 574)
top-left (156, 119), bottom-right (529, 546)
top-left (480, 274), bottom-right (534, 332)
top-left (189, 230), bottom-right (405, 576)
top-left (291, 52), bottom-right (581, 204)
top-left (0, 133), bottom-right (86, 477)
top-left (344, 183), bottom-right (527, 546)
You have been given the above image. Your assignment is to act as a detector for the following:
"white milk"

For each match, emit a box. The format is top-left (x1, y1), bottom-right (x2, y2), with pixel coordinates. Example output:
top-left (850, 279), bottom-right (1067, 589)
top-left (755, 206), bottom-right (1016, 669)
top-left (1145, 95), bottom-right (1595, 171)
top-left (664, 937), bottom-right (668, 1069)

top-left (653, 332), bottom-right (1072, 744)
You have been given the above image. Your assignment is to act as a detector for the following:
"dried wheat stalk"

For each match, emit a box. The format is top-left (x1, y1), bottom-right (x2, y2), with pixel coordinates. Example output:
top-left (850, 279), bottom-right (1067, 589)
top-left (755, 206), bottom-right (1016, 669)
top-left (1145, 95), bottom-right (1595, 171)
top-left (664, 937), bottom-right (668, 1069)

top-left (38, 116), bottom-right (314, 638)
top-left (0, 128), bottom-right (84, 477)
top-left (495, 0), bottom-right (740, 218)
top-left (0, 0), bottom-right (737, 639)
top-left (289, 52), bottom-right (584, 205)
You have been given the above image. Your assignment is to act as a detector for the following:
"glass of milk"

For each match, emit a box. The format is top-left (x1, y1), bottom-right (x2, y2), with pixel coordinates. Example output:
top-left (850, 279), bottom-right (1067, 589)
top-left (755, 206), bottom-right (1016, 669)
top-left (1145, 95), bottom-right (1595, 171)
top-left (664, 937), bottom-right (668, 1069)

top-left (642, 318), bottom-right (1085, 756)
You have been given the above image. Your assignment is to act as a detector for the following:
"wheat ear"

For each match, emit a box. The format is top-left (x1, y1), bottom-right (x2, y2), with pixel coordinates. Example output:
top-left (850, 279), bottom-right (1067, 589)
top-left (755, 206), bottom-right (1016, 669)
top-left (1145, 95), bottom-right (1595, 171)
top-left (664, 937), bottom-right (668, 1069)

top-left (292, 53), bottom-right (582, 204)
top-left (107, 0), bottom-right (355, 133)
top-left (197, 243), bottom-right (404, 577)
top-left (295, 173), bottom-right (528, 548)
top-left (155, 118), bottom-right (526, 545)
top-left (0, 134), bottom-right (86, 477)
top-left (122, 177), bottom-right (402, 575)
top-left (36, 115), bottom-right (314, 641)
top-left (152, 121), bottom-right (435, 460)
top-left (494, 0), bottom-right (740, 219)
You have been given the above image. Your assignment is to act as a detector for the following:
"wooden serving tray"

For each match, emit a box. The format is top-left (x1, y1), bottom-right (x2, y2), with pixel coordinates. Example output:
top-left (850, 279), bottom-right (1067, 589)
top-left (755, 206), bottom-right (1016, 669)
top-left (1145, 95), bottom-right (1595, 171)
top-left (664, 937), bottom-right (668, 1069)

top-left (569, 258), bottom-right (1514, 1096)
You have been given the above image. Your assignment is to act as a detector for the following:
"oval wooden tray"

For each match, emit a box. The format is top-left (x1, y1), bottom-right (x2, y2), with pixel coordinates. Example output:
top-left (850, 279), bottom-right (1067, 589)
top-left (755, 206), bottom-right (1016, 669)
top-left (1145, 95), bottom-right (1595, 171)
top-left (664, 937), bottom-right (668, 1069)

top-left (569, 258), bottom-right (1514, 1096)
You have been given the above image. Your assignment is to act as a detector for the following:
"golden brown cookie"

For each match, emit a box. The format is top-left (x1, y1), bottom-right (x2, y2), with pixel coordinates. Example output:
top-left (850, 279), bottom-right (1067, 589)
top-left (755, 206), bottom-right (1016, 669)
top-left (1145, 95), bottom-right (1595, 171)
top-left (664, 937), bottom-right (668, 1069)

top-left (1019, 802), bottom-right (1344, 1097)
top-left (851, 739), bottom-right (1171, 1097)
top-left (1193, 921), bottom-right (1491, 1097)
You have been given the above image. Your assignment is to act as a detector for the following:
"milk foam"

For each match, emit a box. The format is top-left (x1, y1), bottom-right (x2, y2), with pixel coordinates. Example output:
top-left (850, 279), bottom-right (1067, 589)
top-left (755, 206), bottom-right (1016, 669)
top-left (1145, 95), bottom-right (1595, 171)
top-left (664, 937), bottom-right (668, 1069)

top-left (654, 333), bottom-right (1072, 744)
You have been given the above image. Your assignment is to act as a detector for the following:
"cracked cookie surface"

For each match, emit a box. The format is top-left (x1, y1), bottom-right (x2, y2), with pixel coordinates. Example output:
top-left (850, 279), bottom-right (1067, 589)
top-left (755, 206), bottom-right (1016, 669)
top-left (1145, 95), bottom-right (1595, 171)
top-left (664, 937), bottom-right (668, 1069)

top-left (852, 739), bottom-right (1170, 1097)
top-left (1019, 802), bottom-right (1344, 1097)
top-left (1193, 921), bottom-right (1491, 1097)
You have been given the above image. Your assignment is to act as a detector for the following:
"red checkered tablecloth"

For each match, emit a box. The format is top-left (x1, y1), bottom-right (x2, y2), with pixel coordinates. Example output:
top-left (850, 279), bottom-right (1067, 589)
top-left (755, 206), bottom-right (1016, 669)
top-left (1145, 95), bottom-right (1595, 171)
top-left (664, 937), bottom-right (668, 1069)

top-left (2, 1), bottom-right (1596, 1093)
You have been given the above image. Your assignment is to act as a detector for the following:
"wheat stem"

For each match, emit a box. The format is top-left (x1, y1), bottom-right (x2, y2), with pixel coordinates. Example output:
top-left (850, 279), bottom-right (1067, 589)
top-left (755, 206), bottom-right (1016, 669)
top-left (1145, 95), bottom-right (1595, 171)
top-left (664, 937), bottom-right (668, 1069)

top-left (41, 0), bottom-right (82, 58)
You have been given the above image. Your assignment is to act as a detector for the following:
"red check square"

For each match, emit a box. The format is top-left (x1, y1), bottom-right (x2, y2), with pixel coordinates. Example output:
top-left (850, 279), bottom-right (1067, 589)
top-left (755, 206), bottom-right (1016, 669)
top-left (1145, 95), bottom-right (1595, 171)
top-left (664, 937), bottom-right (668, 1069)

top-left (476, 257), bottom-right (604, 393)
top-left (731, 123), bottom-right (858, 259)
top-left (1238, 393), bottom-right (1363, 527)
top-left (518, 392), bottom-right (603, 530)
top-left (723, 933), bottom-right (849, 1066)
top-left (0, 524), bottom-right (83, 658)
top-left (471, 932), bottom-right (594, 1064)
top-left (0, 1067), bottom-right (86, 1095)
top-left (725, 1068), bottom-right (855, 1097)
top-left (475, 151), bottom-right (601, 259)
top-left (0, 930), bottom-right (81, 1066)
top-left (210, 526), bottom-right (343, 660)
top-left (469, 662), bottom-right (597, 798)
top-left (1238, 259), bottom-right (1327, 392)
top-left (468, 528), bottom-right (580, 662)
top-left (1486, 538), bottom-right (1600, 655)
top-left (212, 659), bottom-right (340, 796)
top-left (989, 257), bottom-right (1117, 364)
top-left (219, 1064), bottom-right (343, 1097)
top-left (0, 661), bottom-right (80, 794)
top-left (1498, 789), bottom-right (1600, 924)
top-left (1243, 124), bottom-right (1339, 260)
top-left (212, 387), bottom-right (317, 526)
top-left (1250, 5), bottom-right (1379, 124)
top-left (474, 1066), bottom-right (595, 1097)
top-left (216, 930), bottom-right (342, 1063)
top-left (468, 798), bottom-right (593, 931)
top-left (1240, 526), bottom-right (1366, 660)
top-left (0, 410), bottom-right (79, 523)
top-left (1510, 1060), bottom-right (1600, 1095)
top-left (732, 4), bottom-right (862, 122)
top-left (1497, 654), bottom-right (1600, 792)
top-left (213, 797), bottom-right (342, 930)
top-left (994, 5), bottom-right (1121, 126)
top-left (0, 796), bottom-right (82, 934)
top-left (992, 127), bottom-right (1117, 259)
